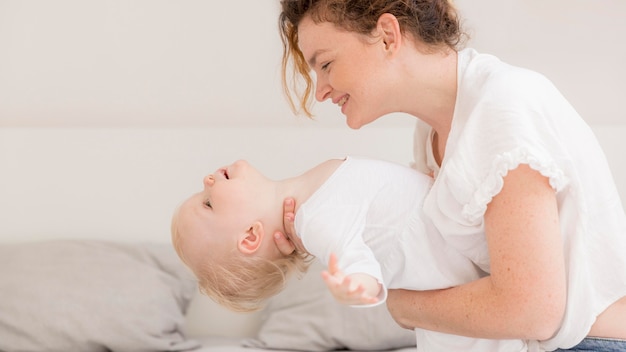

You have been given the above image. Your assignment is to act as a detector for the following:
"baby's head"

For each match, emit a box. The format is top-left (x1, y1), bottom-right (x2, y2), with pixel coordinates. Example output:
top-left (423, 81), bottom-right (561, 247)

top-left (171, 160), bottom-right (310, 312)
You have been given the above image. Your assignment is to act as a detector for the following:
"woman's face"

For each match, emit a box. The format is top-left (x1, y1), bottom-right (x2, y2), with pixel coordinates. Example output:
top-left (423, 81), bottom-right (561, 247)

top-left (297, 16), bottom-right (394, 129)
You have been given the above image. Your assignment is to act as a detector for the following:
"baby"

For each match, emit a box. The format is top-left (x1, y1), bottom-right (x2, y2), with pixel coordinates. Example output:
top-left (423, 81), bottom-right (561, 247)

top-left (172, 156), bottom-right (528, 352)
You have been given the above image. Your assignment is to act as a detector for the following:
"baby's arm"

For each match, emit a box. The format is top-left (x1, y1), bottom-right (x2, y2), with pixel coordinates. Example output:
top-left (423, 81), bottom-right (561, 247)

top-left (322, 253), bottom-right (382, 306)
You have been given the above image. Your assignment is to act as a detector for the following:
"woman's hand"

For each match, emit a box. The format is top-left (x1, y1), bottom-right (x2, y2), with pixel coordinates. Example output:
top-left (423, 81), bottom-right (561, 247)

top-left (273, 198), bottom-right (306, 255)
top-left (322, 253), bottom-right (380, 306)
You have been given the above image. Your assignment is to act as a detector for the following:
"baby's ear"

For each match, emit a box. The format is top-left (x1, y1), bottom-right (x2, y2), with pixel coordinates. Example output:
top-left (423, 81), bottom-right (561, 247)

top-left (237, 221), bottom-right (264, 254)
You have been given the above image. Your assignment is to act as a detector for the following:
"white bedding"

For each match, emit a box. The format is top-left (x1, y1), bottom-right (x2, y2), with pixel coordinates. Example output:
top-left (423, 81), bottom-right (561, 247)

top-left (193, 337), bottom-right (417, 352)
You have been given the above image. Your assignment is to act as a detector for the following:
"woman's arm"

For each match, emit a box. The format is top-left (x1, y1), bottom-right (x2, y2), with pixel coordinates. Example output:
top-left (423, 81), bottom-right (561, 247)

top-left (387, 164), bottom-right (566, 340)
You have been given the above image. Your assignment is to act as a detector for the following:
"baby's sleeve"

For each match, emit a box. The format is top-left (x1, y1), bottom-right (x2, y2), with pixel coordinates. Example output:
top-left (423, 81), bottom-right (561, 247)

top-left (299, 204), bottom-right (387, 307)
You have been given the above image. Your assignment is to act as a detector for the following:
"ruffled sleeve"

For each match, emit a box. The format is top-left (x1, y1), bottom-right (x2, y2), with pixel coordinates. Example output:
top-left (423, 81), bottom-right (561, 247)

top-left (461, 147), bottom-right (567, 223)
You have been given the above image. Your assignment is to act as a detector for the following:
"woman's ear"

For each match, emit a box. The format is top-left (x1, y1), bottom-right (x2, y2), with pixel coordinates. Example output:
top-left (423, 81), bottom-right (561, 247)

top-left (237, 221), bottom-right (265, 254)
top-left (377, 13), bottom-right (402, 54)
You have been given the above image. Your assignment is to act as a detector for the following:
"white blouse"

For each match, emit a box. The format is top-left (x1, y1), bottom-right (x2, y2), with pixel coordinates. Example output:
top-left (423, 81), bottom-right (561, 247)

top-left (412, 48), bottom-right (626, 351)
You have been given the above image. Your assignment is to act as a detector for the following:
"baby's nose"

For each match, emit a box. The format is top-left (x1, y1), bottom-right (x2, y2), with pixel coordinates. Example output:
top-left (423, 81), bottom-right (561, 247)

top-left (203, 174), bottom-right (215, 186)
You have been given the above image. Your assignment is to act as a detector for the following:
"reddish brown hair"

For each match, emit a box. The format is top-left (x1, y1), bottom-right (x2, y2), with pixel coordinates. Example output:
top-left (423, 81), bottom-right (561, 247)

top-left (279, 0), bottom-right (465, 116)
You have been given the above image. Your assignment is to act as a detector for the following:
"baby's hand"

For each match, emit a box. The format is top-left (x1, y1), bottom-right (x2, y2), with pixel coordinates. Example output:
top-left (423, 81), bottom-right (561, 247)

top-left (273, 198), bottom-right (306, 255)
top-left (322, 253), bottom-right (380, 306)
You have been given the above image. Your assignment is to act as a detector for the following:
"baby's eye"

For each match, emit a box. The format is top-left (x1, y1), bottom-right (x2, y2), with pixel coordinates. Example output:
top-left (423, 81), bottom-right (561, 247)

top-left (204, 200), bottom-right (212, 208)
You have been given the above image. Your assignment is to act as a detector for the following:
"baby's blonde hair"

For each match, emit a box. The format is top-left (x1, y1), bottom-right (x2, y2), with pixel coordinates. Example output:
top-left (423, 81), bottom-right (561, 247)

top-left (195, 251), bottom-right (310, 312)
top-left (171, 208), bottom-right (311, 312)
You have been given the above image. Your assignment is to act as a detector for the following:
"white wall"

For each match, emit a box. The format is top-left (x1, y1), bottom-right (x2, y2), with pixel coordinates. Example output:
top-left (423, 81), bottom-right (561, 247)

top-left (457, 0), bottom-right (626, 125)
top-left (0, 0), bottom-right (624, 128)
top-left (0, 1), bottom-right (625, 243)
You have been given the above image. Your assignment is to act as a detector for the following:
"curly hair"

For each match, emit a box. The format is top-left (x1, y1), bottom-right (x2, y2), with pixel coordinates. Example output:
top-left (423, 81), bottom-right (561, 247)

top-left (278, 0), bottom-right (466, 117)
top-left (171, 210), bottom-right (312, 312)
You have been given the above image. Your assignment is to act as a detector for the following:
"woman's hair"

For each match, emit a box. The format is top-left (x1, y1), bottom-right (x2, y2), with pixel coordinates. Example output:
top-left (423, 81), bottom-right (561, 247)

top-left (279, 0), bottom-right (466, 117)
top-left (171, 210), bottom-right (312, 312)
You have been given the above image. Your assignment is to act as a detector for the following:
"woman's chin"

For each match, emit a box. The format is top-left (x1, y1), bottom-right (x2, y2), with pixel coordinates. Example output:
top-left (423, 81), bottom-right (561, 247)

top-left (346, 114), bottom-right (377, 130)
top-left (345, 113), bottom-right (364, 129)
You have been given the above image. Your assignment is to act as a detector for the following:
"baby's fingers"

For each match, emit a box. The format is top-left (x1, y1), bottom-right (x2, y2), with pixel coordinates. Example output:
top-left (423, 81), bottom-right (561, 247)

top-left (327, 253), bottom-right (340, 275)
top-left (273, 232), bottom-right (295, 255)
top-left (322, 273), bottom-right (356, 294)
top-left (321, 269), bottom-right (343, 287)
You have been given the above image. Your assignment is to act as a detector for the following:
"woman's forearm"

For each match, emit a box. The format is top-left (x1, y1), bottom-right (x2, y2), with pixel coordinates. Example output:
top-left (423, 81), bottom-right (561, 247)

top-left (387, 275), bottom-right (564, 340)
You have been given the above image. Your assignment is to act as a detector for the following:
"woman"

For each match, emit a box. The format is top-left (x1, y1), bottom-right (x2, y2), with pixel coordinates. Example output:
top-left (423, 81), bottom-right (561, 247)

top-left (271, 1), bottom-right (626, 351)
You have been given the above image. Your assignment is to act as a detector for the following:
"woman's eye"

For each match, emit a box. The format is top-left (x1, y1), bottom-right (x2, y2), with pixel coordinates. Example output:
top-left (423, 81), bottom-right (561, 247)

top-left (321, 62), bottom-right (330, 71)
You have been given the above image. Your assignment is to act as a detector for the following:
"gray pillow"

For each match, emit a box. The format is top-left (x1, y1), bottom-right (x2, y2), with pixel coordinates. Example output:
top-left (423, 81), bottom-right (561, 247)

top-left (243, 260), bottom-right (416, 351)
top-left (0, 240), bottom-right (200, 352)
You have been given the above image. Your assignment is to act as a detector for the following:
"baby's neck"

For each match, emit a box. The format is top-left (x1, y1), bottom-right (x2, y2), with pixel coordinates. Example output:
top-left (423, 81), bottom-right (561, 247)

top-left (264, 158), bottom-right (344, 254)
top-left (278, 158), bottom-right (345, 213)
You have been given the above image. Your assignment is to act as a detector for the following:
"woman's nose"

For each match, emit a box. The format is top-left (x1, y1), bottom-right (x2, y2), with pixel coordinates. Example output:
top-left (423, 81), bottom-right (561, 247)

top-left (315, 77), bottom-right (331, 102)
top-left (203, 174), bottom-right (215, 187)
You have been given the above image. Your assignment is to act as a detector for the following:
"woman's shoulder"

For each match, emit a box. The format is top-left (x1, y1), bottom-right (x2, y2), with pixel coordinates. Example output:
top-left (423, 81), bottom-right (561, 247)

top-left (453, 49), bottom-right (569, 143)
top-left (458, 48), bottom-right (556, 103)
top-left (459, 48), bottom-right (547, 80)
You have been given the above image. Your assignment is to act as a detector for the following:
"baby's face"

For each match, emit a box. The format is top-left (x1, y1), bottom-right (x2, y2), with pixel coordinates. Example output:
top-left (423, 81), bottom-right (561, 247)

top-left (175, 160), bottom-right (274, 269)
